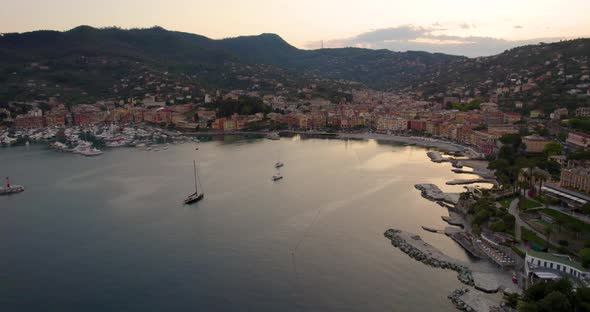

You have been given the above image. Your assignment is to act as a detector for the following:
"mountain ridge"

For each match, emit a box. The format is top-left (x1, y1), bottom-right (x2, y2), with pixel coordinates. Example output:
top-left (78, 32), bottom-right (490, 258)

top-left (1, 25), bottom-right (589, 105)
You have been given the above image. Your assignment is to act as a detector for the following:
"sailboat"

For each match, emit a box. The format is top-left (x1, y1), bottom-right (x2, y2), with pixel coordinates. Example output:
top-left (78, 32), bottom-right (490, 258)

top-left (184, 160), bottom-right (204, 204)
top-left (274, 150), bottom-right (284, 168)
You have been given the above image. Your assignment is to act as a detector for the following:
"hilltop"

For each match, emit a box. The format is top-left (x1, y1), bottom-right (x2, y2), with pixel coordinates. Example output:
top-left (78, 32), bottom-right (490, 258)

top-left (1, 26), bottom-right (589, 110)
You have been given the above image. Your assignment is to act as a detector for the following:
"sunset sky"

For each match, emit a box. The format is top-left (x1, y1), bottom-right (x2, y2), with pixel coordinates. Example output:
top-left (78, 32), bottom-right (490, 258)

top-left (1, 0), bottom-right (589, 56)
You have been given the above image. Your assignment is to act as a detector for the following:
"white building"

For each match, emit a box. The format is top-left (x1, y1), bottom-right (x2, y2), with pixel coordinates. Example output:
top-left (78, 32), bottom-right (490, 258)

top-left (525, 250), bottom-right (589, 286)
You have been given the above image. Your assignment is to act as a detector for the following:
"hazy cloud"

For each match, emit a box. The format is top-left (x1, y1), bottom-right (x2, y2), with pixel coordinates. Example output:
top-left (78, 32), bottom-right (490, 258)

top-left (306, 25), bottom-right (562, 57)
top-left (458, 22), bottom-right (475, 30)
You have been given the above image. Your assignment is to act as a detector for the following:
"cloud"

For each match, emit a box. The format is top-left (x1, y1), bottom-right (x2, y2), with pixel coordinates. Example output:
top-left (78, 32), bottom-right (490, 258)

top-left (458, 22), bottom-right (473, 30)
top-left (306, 25), bottom-right (563, 57)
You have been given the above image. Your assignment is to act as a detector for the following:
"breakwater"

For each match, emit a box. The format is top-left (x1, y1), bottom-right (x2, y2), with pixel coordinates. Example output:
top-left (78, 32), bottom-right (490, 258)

top-left (384, 229), bottom-right (474, 286)
top-left (448, 288), bottom-right (475, 312)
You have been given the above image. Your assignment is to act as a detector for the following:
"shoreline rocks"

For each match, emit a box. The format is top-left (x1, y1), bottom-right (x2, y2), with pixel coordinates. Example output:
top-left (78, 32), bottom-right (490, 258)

top-left (448, 288), bottom-right (474, 311)
top-left (384, 229), bottom-right (474, 286)
top-left (415, 183), bottom-right (460, 205)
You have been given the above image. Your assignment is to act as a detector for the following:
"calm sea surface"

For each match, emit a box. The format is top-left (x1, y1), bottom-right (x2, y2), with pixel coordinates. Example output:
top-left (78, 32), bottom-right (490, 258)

top-left (0, 136), bottom-right (492, 311)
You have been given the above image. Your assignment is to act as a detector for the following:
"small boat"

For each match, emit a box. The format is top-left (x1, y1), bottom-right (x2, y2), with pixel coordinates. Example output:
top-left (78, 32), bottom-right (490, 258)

top-left (184, 160), bottom-right (204, 204)
top-left (272, 173), bottom-right (283, 181)
top-left (266, 133), bottom-right (280, 140)
top-left (195, 147), bottom-right (199, 150)
top-left (272, 168), bottom-right (283, 181)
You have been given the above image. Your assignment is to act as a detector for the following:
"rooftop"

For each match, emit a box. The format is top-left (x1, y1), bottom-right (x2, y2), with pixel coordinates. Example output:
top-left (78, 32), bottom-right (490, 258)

top-left (527, 249), bottom-right (587, 272)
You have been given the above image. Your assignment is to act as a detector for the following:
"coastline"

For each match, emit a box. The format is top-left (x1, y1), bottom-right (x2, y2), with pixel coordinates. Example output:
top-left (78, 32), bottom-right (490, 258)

top-left (384, 228), bottom-right (520, 311)
top-left (400, 147), bottom-right (524, 311)
top-left (336, 133), bottom-right (467, 153)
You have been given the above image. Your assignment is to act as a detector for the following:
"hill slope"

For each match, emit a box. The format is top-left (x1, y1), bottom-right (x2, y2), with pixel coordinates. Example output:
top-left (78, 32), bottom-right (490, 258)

top-left (1, 26), bottom-right (589, 106)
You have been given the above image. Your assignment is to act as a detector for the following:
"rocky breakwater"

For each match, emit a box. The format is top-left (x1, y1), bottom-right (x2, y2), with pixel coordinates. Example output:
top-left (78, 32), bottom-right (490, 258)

top-left (415, 183), bottom-right (460, 205)
top-left (384, 229), bottom-right (474, 286)
top-left (448, 288), bottom-right (474, 312)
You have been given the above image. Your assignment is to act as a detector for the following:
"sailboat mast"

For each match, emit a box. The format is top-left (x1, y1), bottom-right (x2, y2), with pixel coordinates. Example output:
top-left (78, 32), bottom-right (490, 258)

top-left (193, 160), bottom-right (198, 194)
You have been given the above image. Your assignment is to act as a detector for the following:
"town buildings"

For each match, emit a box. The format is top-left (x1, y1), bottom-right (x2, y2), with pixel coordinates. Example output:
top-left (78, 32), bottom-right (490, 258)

top-left (523, 135), bottom-right (552, 154)
top-left (567, 132), bottom-right (590, 148)
top-left (561, 167), bottom-right (590, 193)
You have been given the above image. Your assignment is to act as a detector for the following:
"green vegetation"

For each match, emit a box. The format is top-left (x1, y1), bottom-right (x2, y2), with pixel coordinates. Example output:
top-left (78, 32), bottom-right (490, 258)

top-left (569, 150), bottom-right (590, 161)
top-left (521, 226), bottom-right (548, 250)
top-left (450, 99), bottom-right (482, 111)
top-left (468, 196), bottom-right (515, 235)
top-left (499, 197), bottom-right (515, 209)
top-left (509, 278), bottom-right (590, 312)
top-left (579, 249), bottom-right (590, 268)
top-left (511, 245), bottom-right (525, 258)
top-left (543, 141), bottom-right (563, 157)
top-left (569, 118), bottom-right (590, 133)
top-left (540, 209), bottom-right (590, 234)
top-left (519, 197), bottom-right (542, 211)
top-left (211, 96), bottom-right (270, 118)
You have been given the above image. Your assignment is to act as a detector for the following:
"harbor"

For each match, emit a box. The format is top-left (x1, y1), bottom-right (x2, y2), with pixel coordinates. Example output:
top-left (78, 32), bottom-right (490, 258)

top-left (1, 137), bottom-right (474, 312)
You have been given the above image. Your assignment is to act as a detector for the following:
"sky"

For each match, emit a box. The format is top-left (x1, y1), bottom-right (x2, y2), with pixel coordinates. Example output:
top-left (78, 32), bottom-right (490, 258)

top-left (1, 0), bottom-right (589, 57)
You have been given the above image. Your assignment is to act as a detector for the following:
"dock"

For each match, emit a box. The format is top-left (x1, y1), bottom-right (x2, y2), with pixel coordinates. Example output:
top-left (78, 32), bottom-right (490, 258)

top-left (450, 232), bottom-right (487, 259)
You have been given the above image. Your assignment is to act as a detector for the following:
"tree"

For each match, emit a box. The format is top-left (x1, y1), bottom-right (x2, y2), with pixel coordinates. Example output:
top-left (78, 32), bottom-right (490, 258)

top-left (517, 301), bottom-right (539, 312)
top-left (500, 133), bottom-right (522, 148)
top-left (532, 168), bottom-right (551, 191)
top-left (539, 291), bottom-right (571, 312)
top-left (575, 287), bottom-right (590, 311)
top-left (555, 215), bottom-right (566, 233)
top-left (504, 292), bottom-right (520, 309)
top-left (543, 141), bottom-right (563, 157)
top-left (579, 248), bottom-right (590, 269)
top-left (571, 222), bottom-right (583, 240)
top-left (544, 226), bottom-right (553, 246)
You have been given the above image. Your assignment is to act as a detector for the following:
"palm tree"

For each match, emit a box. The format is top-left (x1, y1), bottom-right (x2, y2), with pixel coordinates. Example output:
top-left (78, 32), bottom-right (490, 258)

top-left (532, 167), bottom-right (551, 192)
top-left (519, 168), bottom-right (532, 193)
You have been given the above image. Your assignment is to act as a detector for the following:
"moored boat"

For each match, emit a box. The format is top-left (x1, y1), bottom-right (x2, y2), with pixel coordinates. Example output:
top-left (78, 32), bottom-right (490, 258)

top-left (184, 160), bottom-right (204, 204)
top-left (0, 177), bottom-right (25, 195)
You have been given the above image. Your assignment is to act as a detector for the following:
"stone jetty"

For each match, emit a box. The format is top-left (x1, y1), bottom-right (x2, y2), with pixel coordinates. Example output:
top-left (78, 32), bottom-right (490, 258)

top-left (448, 288), bottom-right (474, 311)
top-left (415, 183), bottom-right (460, 205)
top-left (427, 151), bottom-right (446, 163)
top-left (442, 215), bottom-right (464, 227)
top-left (446, 178), bottom-right (496, 186)
top-left (384, 229), bottom-right (474, 286)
